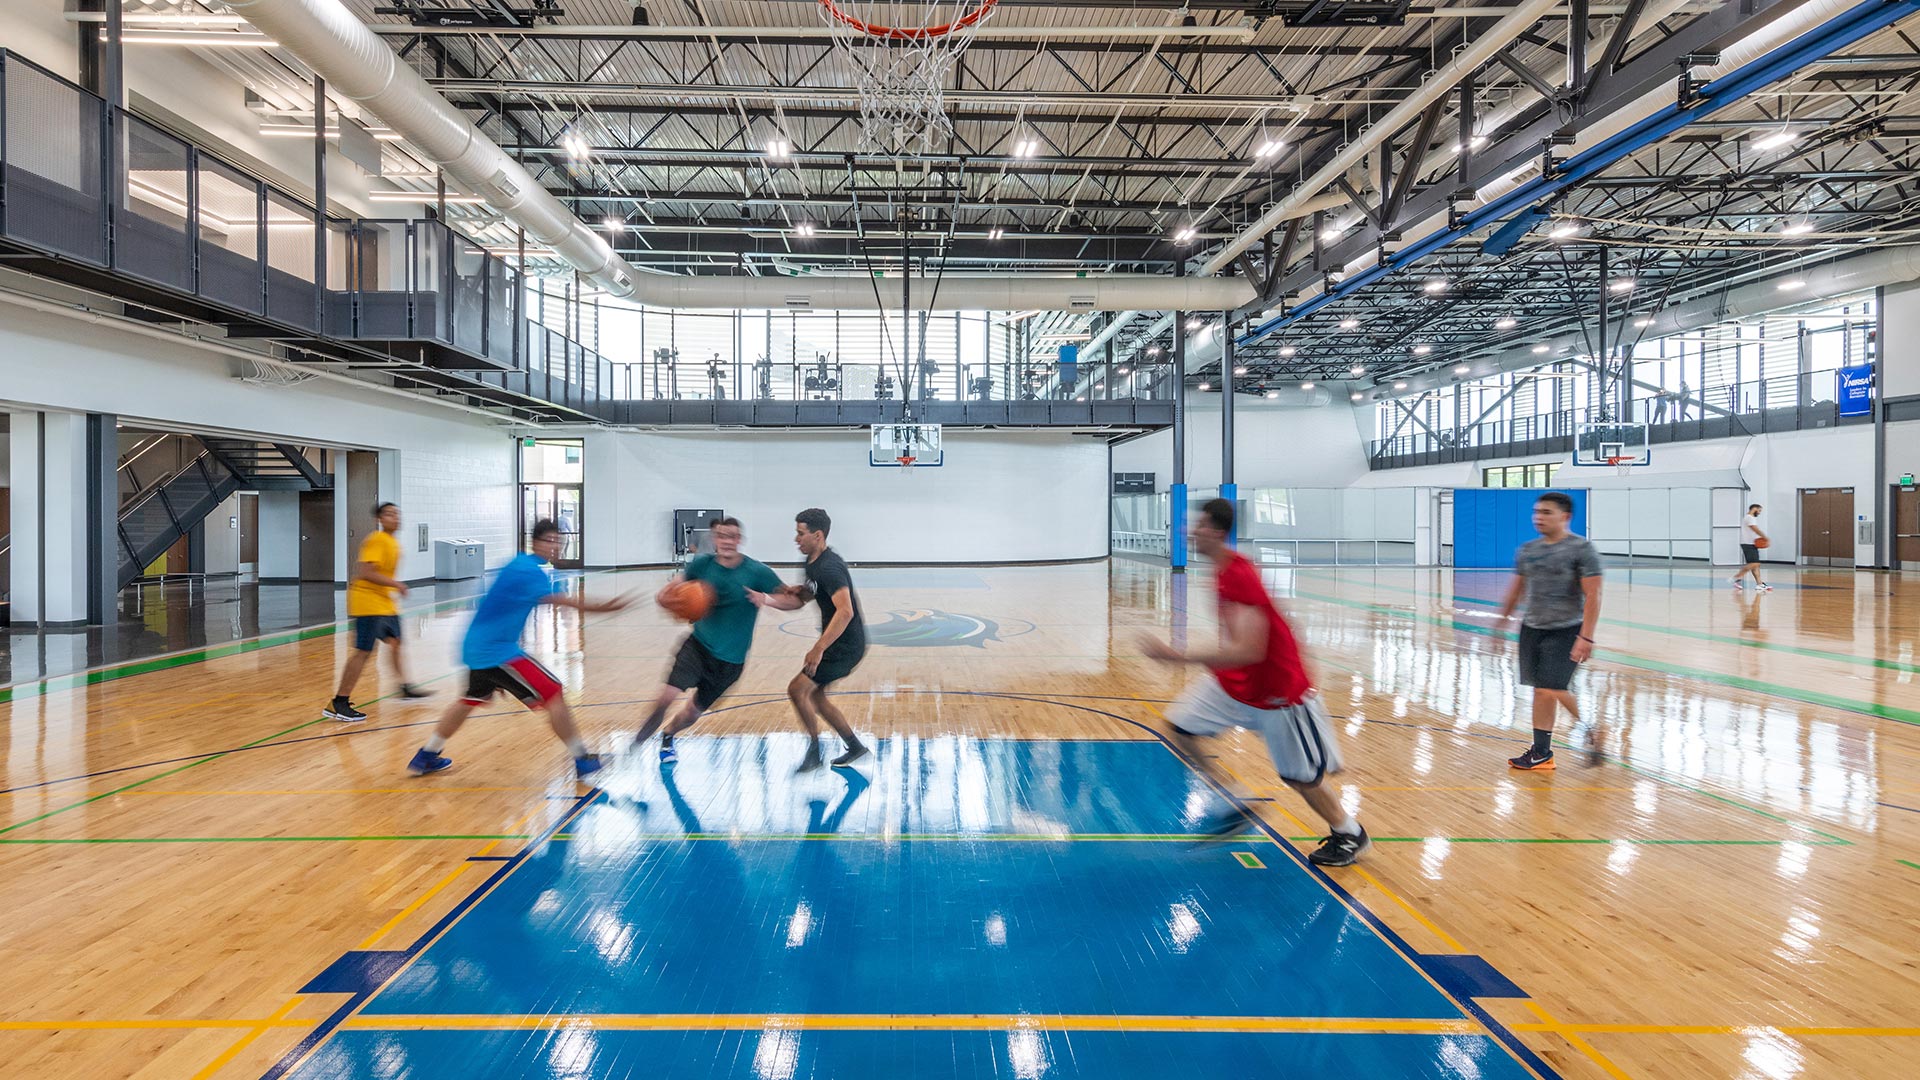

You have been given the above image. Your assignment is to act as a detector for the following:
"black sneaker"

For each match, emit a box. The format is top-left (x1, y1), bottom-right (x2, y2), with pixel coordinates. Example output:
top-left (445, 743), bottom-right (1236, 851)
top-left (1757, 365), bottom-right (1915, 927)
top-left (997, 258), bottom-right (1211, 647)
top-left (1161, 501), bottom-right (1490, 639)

top-left (324, 700), bottom-right (368, 723)
top-left (1308, 827), bottom-right (1370, 867)
top-left (1508, 746), bottom-right (1556, 771)
top-left (830, 743), bottom-right (870, 769)
top-left (399, 684), bottom-right (433, 700)
top-left (1199, 808), bottom-right (1253, 839)
top-left (796, 742), bottom-right (825, 773)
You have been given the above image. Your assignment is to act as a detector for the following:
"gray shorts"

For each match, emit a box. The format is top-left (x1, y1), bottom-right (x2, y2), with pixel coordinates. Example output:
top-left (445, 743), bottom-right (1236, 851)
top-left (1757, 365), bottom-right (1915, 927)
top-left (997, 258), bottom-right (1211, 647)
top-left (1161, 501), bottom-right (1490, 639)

top-left (1168, 680), bottom-right (1344, 785)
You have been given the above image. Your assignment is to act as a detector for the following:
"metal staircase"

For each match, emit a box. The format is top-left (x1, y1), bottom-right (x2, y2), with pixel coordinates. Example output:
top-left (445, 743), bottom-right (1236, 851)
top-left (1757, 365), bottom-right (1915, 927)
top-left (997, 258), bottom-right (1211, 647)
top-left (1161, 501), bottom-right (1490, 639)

top-left (114, 439), bottom-right (331, 588)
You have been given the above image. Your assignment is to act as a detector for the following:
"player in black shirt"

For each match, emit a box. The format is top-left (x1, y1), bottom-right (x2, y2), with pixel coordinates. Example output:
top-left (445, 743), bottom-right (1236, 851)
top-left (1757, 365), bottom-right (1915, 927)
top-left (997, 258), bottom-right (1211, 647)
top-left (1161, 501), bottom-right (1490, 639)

top-left (749, 507), bottom-right (870, 771)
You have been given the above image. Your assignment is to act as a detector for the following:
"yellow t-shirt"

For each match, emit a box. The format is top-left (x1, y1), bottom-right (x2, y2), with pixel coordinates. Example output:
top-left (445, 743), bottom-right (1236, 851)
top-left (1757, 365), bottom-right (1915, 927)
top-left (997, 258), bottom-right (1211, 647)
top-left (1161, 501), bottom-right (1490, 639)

top-left (347, 530), bottom-right (402, 617)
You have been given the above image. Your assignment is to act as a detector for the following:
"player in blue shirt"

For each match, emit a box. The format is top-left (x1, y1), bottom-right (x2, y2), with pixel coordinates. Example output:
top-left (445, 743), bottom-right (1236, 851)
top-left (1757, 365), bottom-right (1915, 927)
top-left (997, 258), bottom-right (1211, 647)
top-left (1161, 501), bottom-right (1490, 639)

top-left (407, 518), bottom-right (631, 780)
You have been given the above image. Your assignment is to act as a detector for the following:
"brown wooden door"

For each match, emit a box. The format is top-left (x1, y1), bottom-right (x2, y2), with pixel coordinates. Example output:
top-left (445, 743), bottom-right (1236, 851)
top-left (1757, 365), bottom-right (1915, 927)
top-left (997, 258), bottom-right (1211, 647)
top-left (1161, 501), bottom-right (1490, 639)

top-left (1799, 488), bottom-right (1854, 563)
top-left (298, 490), bottom-right (334, 582)
top-left (1895, 487), bottom-right (1920, 565)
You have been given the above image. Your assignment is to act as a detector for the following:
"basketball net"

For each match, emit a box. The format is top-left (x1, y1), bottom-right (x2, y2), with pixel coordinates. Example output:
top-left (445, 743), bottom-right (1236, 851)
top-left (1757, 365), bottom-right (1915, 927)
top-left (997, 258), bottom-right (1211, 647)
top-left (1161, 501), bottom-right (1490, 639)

top-left (819, 0), bottom-right (1000, 156)
top-left (897, 454), bottom-right (918, 471)
top-left (1607, 456), bottom-right (1638, 478)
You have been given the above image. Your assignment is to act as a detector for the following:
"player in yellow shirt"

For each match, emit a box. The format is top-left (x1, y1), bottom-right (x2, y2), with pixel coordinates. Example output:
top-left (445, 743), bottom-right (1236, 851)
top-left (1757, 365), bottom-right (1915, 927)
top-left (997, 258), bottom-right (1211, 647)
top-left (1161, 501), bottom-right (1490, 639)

top-left (325, 502), bottom-right (430, 722)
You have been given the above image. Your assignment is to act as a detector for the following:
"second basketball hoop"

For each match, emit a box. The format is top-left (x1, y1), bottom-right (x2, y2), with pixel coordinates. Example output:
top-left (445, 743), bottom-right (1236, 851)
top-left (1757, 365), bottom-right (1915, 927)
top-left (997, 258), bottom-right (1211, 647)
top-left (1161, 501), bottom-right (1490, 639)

top-left (818, 1), bottom-right (1000, 155)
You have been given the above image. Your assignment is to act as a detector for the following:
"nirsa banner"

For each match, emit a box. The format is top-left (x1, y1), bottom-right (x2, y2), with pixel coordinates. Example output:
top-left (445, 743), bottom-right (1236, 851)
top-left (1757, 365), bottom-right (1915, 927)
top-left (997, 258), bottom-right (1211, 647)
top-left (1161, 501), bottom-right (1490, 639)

top-left (1838, 365), bottom-right (1873, 418)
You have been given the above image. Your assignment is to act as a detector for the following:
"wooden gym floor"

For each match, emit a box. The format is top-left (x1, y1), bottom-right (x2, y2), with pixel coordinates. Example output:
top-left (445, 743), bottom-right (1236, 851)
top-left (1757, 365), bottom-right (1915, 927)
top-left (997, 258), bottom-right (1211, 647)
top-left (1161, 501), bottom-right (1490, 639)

top-left (1, 559), bottom-right (1915, 1078)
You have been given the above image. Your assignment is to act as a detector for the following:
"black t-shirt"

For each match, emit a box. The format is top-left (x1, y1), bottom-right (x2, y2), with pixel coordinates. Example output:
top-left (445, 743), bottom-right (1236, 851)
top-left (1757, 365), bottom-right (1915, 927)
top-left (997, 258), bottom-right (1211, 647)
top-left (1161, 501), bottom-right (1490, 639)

top-left (804, 547), bottom-right (866, 655)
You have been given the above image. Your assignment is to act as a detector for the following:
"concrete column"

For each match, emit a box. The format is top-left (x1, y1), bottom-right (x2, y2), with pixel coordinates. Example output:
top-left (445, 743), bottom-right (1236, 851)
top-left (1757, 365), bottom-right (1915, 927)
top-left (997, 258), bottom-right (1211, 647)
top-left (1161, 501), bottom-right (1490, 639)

top-left (86, 413), bottom-right (117, 624)
top-left (8, 412), bottom-right (92, 626)
top-left (1219, 312), bottom-right (1237, 547)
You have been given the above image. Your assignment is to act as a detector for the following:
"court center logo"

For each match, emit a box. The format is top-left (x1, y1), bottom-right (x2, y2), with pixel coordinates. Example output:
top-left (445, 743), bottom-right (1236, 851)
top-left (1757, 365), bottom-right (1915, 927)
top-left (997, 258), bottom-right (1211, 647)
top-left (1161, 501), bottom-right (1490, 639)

top-left (780, 608), bottom-right (1033, 647)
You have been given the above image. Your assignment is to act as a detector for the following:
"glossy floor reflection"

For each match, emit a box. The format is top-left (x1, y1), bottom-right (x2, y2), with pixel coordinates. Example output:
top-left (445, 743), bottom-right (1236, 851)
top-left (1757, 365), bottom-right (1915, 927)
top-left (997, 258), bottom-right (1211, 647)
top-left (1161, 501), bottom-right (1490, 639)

top-left (2, 560), bottom-right (1917, 1079)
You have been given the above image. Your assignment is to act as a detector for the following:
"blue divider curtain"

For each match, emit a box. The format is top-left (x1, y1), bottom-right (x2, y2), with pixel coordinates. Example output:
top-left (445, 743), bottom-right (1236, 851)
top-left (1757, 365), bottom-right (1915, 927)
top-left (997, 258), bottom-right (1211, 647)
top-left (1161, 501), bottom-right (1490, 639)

top-left (1453, 489), bottom-right (1588, 569)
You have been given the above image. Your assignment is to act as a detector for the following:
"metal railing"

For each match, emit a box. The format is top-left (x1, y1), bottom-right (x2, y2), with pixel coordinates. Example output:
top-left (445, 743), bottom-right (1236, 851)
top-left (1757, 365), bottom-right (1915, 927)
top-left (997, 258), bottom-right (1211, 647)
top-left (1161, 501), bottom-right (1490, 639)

top-left (1370, 371), bottom-right (1856, 464)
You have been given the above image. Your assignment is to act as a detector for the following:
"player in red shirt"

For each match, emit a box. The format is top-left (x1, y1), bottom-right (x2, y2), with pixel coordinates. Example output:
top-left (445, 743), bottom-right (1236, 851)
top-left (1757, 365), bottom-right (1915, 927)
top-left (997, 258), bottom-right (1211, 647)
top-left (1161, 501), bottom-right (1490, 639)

top-left (1142, 498), bottom-right (1368, 866)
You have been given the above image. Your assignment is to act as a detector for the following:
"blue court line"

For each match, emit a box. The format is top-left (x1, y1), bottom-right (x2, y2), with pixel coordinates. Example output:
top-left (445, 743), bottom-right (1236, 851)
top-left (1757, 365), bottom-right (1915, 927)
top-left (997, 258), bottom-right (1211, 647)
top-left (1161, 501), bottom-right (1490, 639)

top-left (952, 692), bottom-right (1562, 1080)
top-left (256, 787), bottom-right (605, 1080)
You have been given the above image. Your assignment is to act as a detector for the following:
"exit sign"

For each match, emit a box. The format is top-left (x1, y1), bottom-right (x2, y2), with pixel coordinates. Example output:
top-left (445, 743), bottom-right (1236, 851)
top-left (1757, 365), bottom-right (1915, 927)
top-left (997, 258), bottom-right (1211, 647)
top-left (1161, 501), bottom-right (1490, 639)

top-left (521, 436), bottom-right (537, 448)
top-left (1902, 472), bottom-right (1915, 489)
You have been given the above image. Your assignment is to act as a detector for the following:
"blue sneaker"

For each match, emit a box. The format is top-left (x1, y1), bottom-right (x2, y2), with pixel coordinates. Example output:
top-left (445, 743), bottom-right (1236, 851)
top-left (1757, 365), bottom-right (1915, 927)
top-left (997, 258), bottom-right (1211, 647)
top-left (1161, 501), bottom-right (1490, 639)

top-left (575, 754), bottom-right (605, 781)
top-left (659, 741), bottom-right (678, 765)
top-left (407, 748), bottom-right (452, 776)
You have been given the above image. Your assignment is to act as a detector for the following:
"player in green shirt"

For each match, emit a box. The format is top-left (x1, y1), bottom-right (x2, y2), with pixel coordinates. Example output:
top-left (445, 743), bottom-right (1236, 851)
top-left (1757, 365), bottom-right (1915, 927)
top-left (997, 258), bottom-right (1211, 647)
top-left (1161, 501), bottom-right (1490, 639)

top-left (634, 516), bottom-right (785, 763)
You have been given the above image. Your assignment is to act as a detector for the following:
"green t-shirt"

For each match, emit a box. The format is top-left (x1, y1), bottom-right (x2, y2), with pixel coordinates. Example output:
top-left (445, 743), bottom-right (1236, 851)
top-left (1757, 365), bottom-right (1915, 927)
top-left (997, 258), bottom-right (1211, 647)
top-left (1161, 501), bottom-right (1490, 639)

top-left (684, 553), bottom-right (784, 663)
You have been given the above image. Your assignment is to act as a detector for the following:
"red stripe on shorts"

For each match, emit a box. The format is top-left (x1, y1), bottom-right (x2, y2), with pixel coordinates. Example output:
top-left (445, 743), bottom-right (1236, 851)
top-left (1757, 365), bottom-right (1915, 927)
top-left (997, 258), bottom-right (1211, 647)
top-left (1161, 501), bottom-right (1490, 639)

top-left (505, 655), bottom-right (564, 706)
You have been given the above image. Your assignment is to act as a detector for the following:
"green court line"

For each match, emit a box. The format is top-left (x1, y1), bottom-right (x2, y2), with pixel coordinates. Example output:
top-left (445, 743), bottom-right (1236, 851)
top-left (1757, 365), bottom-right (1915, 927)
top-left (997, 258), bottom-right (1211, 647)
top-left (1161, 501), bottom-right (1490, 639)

top-left (1232, 850), bottom-right (1266, 868)
top-left (1295, 601), bottom-right (1854, 846)
top-left (0, 669), bottom-right (458, 836)
top-left (1899, 859), bottom-right (1920, 872)
top-left (0, 834), bottom-right (534, 845)
top-left (0, 570), bottom-right (623, 705)
top-left (1291, 586), bottom-right (1920, 727)
top-left (1335, 570), bottom-right (1920, 677)
top-left (1281, 835), bottom-right (1842, 846)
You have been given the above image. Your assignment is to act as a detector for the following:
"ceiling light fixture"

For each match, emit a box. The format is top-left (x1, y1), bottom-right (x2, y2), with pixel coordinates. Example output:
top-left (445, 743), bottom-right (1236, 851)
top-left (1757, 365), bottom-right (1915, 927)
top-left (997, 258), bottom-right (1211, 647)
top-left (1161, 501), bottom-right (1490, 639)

top-left (1423, 278), bottom-right (1448, 294)
top-left (1531, 344), bottom-right (1551, 354)
top-left (1198, 381), bottom-right (1212, 390)
top-left (367, 190), bottom-right (485, 204)
top-left (561, 131), bottom-right (591, 160)
top-left (1393, 380), bottom-right (1409, 389)
top-left (1301, 381), bottom-right (1316, 390)
top-left (1351, 392), bottom-right (1364, 401)
top-left (1174, 225), bottom-right (1197, 243)
top-left (602, 216), bottom-right (624, 232)
top-left (1754, 129), bottom-right (1799, 151)
top-left (1609, 278), bottom-right (1635, 292)
top-left (1279, 345), bottom-right (1296, 357)
top-left (1012, 137), bottom-right (1040, 158)
top-left (1233, 366), bottom-right (1248, 375)
top-left (1266, 390), bottom-right (1280, 398)
top-left (1778, 278), bottom-right (1807, 291)
top-left (766, 139), bottom-right (792, 159)
top-left (795, 222), bottom-right (816, 237)
top-left (1495, 316), bottom-right (1518, 329)
top-left (1350, 364), bottom-right (1366, 376)
top-left (1146, 346), bottom-right (1162, 357)
top-left (122, 31), bottom-right (279, 47)
top-left (1185, 317), bottom-right (1203, 330)
top-left (1254, 138), bottom-right (1283, 160)
top-left (987, 227), bottom-right (1005, 240)
top-left (1634, 317), bottom-right (1654, 327)
top-left (1549, 222), bottom-right (1580, 239)
top-left (1781, 220), bottom-right (1815, 235)
top-left (1413, 344), bottom-right (1432, 355)
top-left (1454, 364), bottom-right (1471, 374)
top-left (1339, 318), bottom-right (1359, 330)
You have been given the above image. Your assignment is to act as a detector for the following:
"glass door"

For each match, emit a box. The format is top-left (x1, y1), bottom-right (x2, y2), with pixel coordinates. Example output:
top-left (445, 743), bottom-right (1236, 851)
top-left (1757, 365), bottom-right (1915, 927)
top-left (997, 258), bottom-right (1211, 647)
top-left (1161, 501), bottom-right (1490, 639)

top-left (521, 482), bottom-right (584, 569)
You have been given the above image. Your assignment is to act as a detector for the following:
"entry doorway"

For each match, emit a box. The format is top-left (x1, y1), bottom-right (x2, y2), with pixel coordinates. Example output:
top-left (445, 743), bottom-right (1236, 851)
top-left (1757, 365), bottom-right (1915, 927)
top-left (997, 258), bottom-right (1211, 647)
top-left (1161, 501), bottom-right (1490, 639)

top-left (237, 493), bottom-right (259, 578)
top-left (521, 484), bottom-right (583, 568)
top-left (520, 438), bottom-right (585, 569)
top-left (1797, 487), bottom-right (1855, 566)
top-left (1894, 486), bottom-right (1920, 570)
top-left (299, 489), bottom-right (335, 581)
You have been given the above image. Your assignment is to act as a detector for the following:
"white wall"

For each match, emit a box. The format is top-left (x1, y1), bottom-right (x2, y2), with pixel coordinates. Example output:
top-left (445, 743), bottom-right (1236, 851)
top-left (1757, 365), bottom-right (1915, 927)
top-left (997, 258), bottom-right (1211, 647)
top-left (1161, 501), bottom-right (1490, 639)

top-left (257, 491), bottom-right (300, 580)
top-left (582, 429), bottom-right (1110, 566)
top-left (0, 303), bottom-right (515, 582)
top-left (1110, 397), bottom-right (1372, 489)
top-left (204, 492), bottom-right (241, 576)
top-left (1355, 426), bottom-right (1886, 565)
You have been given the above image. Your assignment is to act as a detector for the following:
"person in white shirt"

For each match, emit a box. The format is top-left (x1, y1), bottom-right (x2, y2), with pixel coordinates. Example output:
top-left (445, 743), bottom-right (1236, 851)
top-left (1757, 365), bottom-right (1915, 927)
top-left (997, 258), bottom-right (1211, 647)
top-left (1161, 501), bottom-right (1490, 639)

top-left (1733, 504), bottom-right (1772, 591)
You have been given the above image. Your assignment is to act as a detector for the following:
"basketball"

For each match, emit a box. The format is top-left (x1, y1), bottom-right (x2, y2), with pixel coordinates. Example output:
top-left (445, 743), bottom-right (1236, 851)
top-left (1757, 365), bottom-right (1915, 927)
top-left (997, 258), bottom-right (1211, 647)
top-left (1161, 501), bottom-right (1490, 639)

top-left (1756, 537), bottom-right (1771, 550)
top-left (658, 580), bottom-right (716, 622)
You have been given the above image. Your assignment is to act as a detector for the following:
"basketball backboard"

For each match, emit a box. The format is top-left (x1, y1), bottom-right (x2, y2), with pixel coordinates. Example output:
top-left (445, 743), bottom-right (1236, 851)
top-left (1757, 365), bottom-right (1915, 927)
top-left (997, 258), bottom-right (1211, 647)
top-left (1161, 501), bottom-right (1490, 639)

top-left (1571, 421), bottom-right (1651, 467)
top-left (870, 423), bottom-right (943, 467)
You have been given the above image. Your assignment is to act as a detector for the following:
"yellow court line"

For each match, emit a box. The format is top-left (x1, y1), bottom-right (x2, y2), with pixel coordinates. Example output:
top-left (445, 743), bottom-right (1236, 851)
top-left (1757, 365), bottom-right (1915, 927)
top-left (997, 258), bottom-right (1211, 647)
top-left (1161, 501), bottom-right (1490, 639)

top-left (1511, 1021), bottom-right (1920, 1037)
top-left (1524, 1002), bottom-right (1634, 1080)
top-left (356, 864), bottom-right (474, 950)
top-left (187, 997), bottom-right (305, 1080)
top-left (340, 1013), bottom-right (1484, 1035)
top-left (0, 1018), bottom-right (311, 1031)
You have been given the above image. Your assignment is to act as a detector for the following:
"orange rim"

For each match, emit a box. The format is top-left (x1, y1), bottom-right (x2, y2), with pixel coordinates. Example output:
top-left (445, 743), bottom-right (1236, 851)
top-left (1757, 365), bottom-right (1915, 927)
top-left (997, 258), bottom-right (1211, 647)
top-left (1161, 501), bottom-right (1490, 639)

top-left (897, 456), bottom-right (917, 467)
top-left (819, 0), bottom-right (1000, 41)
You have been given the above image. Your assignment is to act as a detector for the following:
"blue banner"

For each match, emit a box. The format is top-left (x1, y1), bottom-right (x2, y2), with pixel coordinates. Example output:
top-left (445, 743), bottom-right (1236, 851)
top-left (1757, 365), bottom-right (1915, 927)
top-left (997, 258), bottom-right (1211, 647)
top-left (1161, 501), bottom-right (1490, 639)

top-left (1058, 344), bottom-right (1078, 386)
top-left (1838, 364), bottom-right (1873, 418)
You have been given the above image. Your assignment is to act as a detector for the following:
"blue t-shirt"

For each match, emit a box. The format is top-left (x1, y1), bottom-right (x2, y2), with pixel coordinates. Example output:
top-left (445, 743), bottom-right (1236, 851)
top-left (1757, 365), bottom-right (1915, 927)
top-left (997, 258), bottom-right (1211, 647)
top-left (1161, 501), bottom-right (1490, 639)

top-left (462, 552), bottom-right (558, 669)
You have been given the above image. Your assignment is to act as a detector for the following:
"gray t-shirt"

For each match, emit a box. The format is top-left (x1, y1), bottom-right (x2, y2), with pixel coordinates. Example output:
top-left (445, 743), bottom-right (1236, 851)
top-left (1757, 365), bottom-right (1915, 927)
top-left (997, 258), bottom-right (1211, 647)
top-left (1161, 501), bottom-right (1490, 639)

top-left (1514, 534), bottom-right (1602, 630)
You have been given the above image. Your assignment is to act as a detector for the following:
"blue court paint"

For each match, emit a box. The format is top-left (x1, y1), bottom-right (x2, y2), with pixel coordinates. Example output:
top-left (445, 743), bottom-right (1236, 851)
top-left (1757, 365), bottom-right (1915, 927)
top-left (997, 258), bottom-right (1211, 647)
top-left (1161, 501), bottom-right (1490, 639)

top-left (582, 735), bottom-right (1214, 838)
top-left (360, 835), bottom-right (1460, 1021)
top-left (1220, 483), bottom-right (1238, 548)
top-left (297, 1029), bottom-right (1536, 1080)
top-left (1420, 954), bottom-right (1530, 1001)
top-left (1170, 482), bottom-right (1188, 568)
top-left (299, 952), bottom-right (412, 996)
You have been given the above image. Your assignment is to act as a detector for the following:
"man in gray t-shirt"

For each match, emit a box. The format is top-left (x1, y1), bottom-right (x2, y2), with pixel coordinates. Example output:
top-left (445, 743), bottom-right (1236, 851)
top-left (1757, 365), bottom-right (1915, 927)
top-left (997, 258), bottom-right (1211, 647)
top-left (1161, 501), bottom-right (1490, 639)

top-left (1497, 491), bottom-right (1604, 771)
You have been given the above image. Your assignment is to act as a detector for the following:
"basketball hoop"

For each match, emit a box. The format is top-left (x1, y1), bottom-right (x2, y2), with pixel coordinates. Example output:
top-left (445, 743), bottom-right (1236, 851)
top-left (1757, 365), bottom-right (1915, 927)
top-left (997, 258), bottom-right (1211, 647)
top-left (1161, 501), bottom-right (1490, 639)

top-left (897, 454), bottom-right (917, 471)
top-left (818, 1), bottom-right (1000, 155)
top-left (1606, 455), bottom-right (1639, 478)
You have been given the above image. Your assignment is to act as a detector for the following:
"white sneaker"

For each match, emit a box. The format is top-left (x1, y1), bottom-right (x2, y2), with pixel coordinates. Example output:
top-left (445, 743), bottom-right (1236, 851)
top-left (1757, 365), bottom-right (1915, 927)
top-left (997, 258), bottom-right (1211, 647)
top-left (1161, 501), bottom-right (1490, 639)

top-left (1759, 582), bottom-right (1773, 592)
top-left (1731, 579), bottom-right (1744, 591)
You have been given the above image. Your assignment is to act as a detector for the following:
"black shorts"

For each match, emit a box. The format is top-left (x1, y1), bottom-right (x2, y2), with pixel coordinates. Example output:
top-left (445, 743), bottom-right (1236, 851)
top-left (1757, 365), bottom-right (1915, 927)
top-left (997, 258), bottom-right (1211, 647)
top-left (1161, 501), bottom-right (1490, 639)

top-left (1518, 624), bottom-right (1582, 692)
top-left (805, 643), bottom-right (866, 688)
top-left (1741, 543), bottom-right (1761, 564)
top-left (463, 655), bottom-right (564, 709)
top-left (353, 615), bottom-right (401, 651)
top-left (668, 635), bottom-right (745, 710)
